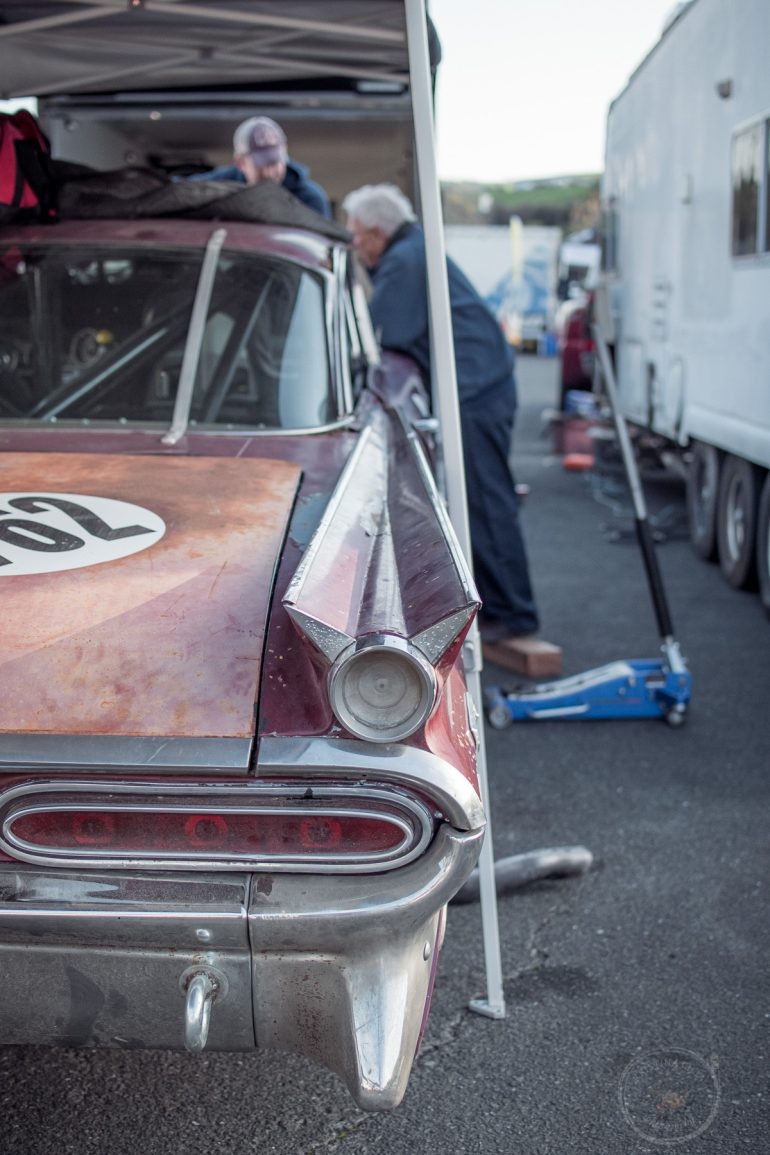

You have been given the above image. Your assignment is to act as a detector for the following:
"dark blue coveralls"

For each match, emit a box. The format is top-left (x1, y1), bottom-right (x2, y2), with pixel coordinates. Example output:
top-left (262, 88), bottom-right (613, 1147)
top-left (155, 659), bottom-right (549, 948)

top-left (368, 222), bottom-right (539, 636)
top-left (187, 159), bottom-right (331, 219)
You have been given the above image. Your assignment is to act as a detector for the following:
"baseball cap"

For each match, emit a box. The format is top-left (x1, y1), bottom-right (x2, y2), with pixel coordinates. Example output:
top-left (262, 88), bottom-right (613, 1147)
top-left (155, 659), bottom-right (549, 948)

top-left (233, 116), bottom-right (288, 166)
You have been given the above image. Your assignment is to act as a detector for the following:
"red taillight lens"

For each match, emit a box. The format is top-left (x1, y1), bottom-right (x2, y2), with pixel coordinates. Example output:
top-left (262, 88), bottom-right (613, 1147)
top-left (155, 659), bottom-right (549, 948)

top-left (298, 815), bottom-right (343, 850)
top-left (10, 808), bottom-right (405, 855)
top-left (72, 812), bottom-right (116, 846)
top-left (184, 813), bottom-right (230, 848)
top-left (1, 785), bottom-right (434, 872)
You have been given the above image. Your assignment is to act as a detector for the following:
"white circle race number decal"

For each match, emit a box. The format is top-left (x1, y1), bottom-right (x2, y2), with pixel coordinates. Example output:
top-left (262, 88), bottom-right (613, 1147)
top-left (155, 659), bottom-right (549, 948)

top-left (0, 493), bottom-right (166, 575)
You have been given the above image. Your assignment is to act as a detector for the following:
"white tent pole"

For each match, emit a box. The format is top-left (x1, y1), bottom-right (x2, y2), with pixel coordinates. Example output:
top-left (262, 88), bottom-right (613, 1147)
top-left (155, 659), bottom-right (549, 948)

top-left (404, 0), bottom-right (505, 1020)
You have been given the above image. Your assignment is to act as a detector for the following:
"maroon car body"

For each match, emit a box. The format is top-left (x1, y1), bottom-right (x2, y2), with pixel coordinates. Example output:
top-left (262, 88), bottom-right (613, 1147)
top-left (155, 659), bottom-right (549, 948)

top-left (0, 213), bottom-right (484, 1108)
top-left (556, 296), bottom-right (595, 406)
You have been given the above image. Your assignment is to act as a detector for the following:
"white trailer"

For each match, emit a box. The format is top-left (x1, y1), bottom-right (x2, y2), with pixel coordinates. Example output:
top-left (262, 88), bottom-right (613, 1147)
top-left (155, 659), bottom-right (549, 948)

top-left (601, 0), bottom-right (770, 612)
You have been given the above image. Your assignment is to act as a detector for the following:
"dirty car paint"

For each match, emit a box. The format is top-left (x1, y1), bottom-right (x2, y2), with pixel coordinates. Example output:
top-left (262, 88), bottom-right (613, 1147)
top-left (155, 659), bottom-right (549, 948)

top-left (0, 451), bottom-right (301, 738)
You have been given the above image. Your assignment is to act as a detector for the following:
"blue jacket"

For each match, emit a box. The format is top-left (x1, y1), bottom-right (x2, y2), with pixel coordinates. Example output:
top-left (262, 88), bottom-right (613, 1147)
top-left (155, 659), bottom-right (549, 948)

top-left (187, 158), bottom-right (331, 219)
top-left (368, 222), bottom-right (514, 402)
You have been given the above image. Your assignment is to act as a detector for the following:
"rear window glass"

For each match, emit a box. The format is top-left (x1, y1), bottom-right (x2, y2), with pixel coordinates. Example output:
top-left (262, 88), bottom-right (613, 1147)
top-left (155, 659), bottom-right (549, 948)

top-left (0, 242), bottom-right (333, 430)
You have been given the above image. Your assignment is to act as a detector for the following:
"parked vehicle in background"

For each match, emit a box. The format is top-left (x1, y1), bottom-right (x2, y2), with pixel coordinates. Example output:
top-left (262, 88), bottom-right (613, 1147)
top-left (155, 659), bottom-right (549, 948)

top-left (443, 220), bottom-right (561, 351)
top-left (555, 295), bottom-right (595, 407)
top-left (601, 0), bottom-right (770, 613)
top-left (509, 220), bottom-right (562, 350)
top-left (556, 229), bottom-right (601, 305)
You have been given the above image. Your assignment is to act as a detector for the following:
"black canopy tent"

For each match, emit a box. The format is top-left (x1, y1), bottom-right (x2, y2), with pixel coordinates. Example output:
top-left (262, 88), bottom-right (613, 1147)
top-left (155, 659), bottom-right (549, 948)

top-left (0, 0), bottom-right (506, 1019)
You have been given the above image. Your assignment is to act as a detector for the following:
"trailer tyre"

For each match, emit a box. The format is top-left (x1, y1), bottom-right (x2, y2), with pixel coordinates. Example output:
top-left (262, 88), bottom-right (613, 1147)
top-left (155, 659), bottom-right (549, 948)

top-left (716, 454), bottom-right (759, 589)
top-left (686, 441), bottom-right (720, 560)
top-left (756, 473), bottom-right (770, 617)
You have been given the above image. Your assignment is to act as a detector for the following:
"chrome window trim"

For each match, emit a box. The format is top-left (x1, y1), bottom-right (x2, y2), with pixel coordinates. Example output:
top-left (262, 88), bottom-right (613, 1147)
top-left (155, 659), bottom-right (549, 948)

top-left (323, 251), bottom-right (345, 420)
top-left (332, 247), bottom-right (355, 417)
top-left (0, 415), bottom-right (358, 436)
top-left (162, 225), bottom-right (228, 446)
top-left (350, 270), bottom-right (381, 367)
top-left (0, 780), bottom-right (433, 873)
top-left (343, 287), bottom-right (363, 363)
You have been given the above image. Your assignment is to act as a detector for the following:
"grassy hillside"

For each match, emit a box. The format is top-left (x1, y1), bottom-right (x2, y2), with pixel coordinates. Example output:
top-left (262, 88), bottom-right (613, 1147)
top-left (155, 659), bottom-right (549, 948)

top-left (442, 174), bottom-right (601, 229)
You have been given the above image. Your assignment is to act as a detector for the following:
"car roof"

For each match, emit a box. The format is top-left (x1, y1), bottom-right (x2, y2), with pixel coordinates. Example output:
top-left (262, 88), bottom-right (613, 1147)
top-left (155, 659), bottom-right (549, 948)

top-left (0, 217), bottom-right (339, 273)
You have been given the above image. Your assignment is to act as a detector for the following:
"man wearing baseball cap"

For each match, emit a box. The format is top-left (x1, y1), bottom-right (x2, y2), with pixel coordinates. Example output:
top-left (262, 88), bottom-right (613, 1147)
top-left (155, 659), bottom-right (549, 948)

top-left (189, 115), bottom-right (331, 218)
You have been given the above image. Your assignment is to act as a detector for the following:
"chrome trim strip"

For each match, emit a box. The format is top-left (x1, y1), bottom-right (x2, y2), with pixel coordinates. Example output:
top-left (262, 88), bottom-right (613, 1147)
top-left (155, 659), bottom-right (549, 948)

top-left (0, 416), bottom-right (359, 437)
top-left (332, 247), bottom-right (353, 417)
top-left (0, 780), bottom-right (433, 873)
top-left (0, 735), bottom-right (253, 773)
top-left (283, 416), bottom-right (375, 611)
top-left (351, 279), bottom-right (381, 366)
top-left (0, 870), bottom-right (250, 949)
top-left (407, 427), bottom-right (479, 606)
top-left (0, 829), bottom-right (478, 946)
top-left (0, 908), bottom-right (241, 923)
top-left (162, 226), bottom-right (227, 446)
top-left (257, 735), bottom-right (485, 832)
top-left (211, 414), bottom-right (358, 436)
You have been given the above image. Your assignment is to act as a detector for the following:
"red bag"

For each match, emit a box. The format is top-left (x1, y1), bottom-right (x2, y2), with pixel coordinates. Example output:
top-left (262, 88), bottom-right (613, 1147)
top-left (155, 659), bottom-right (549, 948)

top-left (0, 109), bottom-right (55, 223)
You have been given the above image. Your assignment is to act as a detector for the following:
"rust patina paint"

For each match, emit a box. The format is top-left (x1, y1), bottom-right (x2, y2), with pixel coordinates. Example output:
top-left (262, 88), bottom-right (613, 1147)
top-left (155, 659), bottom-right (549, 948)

top-left (0, 451), bottom-right (301, 738)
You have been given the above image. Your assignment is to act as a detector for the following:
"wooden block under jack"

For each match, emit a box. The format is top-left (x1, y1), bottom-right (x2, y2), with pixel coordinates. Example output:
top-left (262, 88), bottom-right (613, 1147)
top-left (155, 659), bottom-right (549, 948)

top-left (482, 636), bottom-right (563, 678)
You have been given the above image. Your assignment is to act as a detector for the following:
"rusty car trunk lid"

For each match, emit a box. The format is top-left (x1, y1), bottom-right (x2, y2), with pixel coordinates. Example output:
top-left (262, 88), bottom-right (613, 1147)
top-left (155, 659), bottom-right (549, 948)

top-left (0, 451), bottom-right (301, 744)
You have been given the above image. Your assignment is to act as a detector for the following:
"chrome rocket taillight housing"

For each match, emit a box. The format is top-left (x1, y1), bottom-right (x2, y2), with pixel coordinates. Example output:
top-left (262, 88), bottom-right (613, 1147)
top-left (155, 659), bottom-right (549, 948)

top-left (328, 635), bottom-right (437, 743)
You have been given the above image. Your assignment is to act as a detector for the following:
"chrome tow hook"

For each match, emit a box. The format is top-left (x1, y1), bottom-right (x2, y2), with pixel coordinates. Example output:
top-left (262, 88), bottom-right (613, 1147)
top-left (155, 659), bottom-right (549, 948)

top-left (179, 965), bottom-right (229, 1052)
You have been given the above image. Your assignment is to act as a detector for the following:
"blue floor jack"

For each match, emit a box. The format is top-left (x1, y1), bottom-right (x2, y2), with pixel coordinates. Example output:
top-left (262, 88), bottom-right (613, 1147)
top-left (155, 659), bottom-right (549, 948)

top-left (485, 325), bottom-right (692, 730)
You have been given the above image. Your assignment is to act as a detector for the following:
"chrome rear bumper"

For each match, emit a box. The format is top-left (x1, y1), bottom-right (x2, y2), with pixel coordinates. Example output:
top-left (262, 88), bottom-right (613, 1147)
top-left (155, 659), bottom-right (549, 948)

top-left (0, 823), bottom-right (482, 1109)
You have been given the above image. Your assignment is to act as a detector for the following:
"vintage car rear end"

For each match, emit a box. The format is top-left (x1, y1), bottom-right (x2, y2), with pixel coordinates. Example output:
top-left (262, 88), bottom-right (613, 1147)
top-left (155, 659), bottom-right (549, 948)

top-left (0, 206), bottom-right (484, 1108)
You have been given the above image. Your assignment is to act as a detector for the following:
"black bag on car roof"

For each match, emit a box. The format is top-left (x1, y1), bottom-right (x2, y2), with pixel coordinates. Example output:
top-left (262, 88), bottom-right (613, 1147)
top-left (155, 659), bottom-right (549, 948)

top-left (54, 164), bottom-right (349, 241)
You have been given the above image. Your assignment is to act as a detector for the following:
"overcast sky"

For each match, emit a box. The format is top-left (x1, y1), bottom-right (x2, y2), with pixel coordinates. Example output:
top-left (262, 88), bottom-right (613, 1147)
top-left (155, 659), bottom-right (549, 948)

top-left (429, 0), bottom-right (682, 182)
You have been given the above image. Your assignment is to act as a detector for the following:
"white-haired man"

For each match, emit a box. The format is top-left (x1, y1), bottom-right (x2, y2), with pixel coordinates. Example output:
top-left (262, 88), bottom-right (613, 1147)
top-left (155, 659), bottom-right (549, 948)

top-left (189, 116), bottom-right (331, 218)
top-left (343, 183), bottom-right (550, 656)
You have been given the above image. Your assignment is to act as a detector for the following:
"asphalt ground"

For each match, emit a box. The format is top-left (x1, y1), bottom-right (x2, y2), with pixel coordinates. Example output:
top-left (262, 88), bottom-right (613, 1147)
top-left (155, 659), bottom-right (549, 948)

top-left (1, 355), bottom-right (768, 1154)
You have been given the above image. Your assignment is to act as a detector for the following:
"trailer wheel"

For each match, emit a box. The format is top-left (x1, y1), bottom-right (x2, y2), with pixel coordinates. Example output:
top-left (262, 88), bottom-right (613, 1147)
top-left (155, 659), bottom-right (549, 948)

top-left (686, 441), bottom-right (720, 560)
top-left (716, 455), bottom-right (759, 589)
top-left (756, 473), bottom-right (770, 617)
